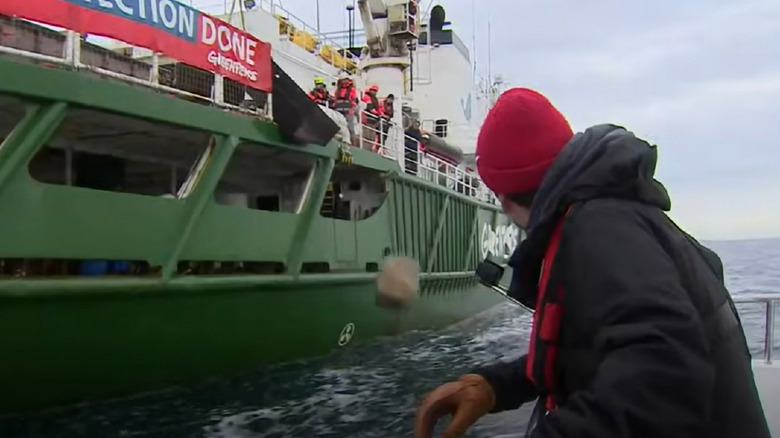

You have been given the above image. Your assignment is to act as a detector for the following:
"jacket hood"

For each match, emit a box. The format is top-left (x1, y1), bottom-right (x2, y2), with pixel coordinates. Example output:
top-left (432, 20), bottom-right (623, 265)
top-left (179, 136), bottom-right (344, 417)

top-left (528, 123), bottom-right (670, 233)
top-left (507, 124), bottom-right (671, 307)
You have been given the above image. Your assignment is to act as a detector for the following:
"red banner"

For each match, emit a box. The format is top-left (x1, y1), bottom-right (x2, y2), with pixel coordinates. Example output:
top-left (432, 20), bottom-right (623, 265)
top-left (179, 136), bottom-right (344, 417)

top-left (1, 0), bottom-right (272, 92)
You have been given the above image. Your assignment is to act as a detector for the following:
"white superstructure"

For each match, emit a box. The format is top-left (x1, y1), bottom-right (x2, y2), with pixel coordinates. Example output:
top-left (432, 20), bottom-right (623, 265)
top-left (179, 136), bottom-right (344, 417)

top-left (238, 0), bottom-right (499, 154)
top-left (200, 0), bottom-right (500, 199)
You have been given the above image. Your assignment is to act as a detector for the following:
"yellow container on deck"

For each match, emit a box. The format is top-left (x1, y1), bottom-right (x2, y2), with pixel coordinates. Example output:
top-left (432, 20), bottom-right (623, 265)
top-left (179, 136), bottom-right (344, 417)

top-left (318, 45), bottom-right (336, 64)
top-left (291, 30), bottom-right (318, 53)
top-left (275, 14), bottom-right (293, 36)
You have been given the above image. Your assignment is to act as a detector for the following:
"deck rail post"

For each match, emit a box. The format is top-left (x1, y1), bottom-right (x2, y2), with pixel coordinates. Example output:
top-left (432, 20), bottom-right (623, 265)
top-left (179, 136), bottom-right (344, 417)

top-left (735, 297), bottom-right (778, 365)
top-left (765, 299), bottom-right (776, 364)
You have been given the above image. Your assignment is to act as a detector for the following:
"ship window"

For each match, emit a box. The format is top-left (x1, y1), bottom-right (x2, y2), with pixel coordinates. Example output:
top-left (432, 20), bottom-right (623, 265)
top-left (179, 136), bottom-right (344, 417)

top-left (320, 164), bottom-right (388, 221)
top-left (0, 94), bottom-right (26, 152)
top-left (27, 107), bottom-right (213, 198)
top-left (214, 141), bottom-right (316, 212)
top-left (434, 119), bottom-right (448, 138)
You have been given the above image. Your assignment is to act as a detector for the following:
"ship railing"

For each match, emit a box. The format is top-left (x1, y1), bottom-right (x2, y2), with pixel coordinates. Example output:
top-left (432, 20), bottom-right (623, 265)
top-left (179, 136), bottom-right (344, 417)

top-left (413, 147), bottom-right (488, 201)
top-left (353, 109), bottom-right (498, 205)
top-left (253, 0), bottom-right (361, 74)
top-left (354, 113), bottom-right (394, 156)
top-left (175, 0), bottom-right (361, 75)
top-left (318, 29), bottom-right (369, 50)
top-left (0, 14), bottom-right (269, 117)
top-left (267, 2), bottom-right (360, 74)
top-left (733, 296), bottom-right (778, 364)
top-left (419, 119), bottom-right (476, 142)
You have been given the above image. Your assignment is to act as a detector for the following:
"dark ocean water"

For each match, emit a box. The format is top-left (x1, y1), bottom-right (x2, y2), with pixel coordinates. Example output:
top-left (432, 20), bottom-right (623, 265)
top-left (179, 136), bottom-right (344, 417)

top-left (2, 239), bottom-right (778, 438)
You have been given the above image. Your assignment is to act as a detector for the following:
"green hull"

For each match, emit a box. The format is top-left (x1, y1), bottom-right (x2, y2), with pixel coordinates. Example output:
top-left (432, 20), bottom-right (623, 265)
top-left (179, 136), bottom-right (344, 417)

top-left (0, 51), bottom-right (516, 414)
top-left (0, 275), bottom-right (505, 415)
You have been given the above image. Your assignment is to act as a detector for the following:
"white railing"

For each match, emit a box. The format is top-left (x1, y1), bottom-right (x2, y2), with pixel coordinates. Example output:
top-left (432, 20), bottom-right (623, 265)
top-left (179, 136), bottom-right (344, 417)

top-left (199, 0), bottom-right (361, 74)
top-left (734, 296), bottom-right (778, 364)
top-left (0, 15), bottom-right (267, 116)
top-left (349, 108), bottom-right (498, 205)
top-left (266, 2), bottom-right (360, 73)
top-left (318, 29), bottom-right (368, 50)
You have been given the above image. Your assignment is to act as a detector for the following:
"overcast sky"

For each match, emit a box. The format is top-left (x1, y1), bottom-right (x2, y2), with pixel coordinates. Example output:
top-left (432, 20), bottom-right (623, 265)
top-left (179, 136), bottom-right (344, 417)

top-left (199, 0), bottom-right (780, 240)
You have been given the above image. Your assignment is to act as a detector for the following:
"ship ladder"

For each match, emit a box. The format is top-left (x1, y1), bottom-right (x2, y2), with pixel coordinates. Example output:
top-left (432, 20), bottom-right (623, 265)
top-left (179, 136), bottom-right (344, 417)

top-left (320, 182), bottom-right (335, 216)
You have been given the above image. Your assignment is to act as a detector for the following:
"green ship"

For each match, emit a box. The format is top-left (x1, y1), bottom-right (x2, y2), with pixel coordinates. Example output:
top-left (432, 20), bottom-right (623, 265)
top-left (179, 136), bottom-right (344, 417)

top-left (0, 1), bottom-right (518, 414)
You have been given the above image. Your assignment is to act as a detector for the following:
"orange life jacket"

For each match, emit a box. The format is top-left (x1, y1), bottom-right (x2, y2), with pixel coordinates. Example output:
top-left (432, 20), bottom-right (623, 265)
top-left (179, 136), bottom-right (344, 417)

top-left (308, 88), bottom-right (329, 105)
top-left (333, 85), bottom-right (357, 114)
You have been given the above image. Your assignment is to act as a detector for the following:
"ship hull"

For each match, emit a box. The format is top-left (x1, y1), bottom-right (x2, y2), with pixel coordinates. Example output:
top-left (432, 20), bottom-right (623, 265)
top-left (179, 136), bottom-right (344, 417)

top-left (0, 274), bottom-right (506, 415)
top-left (0, 37), bottom-right (517, 415)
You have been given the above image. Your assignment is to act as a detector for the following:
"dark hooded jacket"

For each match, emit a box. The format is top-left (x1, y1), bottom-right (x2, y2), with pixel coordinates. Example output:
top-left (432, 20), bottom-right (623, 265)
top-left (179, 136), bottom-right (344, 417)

top-left (473, 124), bottom-right (770, 438)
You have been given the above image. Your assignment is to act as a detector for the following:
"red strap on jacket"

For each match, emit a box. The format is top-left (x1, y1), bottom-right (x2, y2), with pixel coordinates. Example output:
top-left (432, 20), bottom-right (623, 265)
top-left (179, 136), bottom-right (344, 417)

top-left (526, 206), bottom-right (572, 411)
top-left (337, 86), bottom-right (354, 102)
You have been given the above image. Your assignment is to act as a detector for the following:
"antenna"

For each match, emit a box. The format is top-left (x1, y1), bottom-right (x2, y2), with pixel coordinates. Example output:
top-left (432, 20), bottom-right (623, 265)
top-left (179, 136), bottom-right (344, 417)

top-left (422, 0), bottom-right (435, 21)
top-left (316, 0), bottom-right (321, 34)
top-left (471, 0), bottom-right (477, 82)
top-left (226, 0), bottom-right (247, 28)
top-left (487, 6), bottom-right (492, 83)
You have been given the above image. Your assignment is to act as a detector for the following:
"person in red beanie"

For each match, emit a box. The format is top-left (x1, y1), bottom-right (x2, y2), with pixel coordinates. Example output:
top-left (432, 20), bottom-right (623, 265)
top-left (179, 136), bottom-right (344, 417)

top-left (413, 88), bottom-right (770, 438)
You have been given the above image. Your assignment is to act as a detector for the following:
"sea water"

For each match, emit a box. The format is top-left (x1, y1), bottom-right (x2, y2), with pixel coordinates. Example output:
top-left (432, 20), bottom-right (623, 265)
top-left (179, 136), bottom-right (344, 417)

top-left (2, 239), bottom-right (778, 438)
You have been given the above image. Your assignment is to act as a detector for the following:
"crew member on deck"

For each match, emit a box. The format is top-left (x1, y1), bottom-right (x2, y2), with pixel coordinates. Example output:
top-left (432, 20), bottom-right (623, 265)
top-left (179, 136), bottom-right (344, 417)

top-left (331, 74), bottom-right (358, 145)
top-left (414, 88), bottom-right (771, 438)
top-left (308, 77), bottom-right (330, 106)
top-left (403, 118), bottom-right (422, 175)
top-left (380, 93), bottom-right (395, 146)
top-left (361, 85), bottom-right (382, 150)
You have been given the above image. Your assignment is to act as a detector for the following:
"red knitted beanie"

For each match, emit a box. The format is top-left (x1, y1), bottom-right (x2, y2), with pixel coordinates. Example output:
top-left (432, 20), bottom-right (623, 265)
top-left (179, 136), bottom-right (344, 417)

top-left (476, 88), bottom-right (573, 196)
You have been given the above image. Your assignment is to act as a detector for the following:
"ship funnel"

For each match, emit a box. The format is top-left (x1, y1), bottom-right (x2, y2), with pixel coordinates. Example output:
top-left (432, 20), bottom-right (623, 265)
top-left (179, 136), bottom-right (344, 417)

top-left (429, 5), bottom-right (446, 31)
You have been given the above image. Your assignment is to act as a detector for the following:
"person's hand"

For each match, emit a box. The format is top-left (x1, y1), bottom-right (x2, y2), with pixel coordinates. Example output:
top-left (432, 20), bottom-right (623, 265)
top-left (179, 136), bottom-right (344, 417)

top-left (414, 374), bottom-right (496, 438)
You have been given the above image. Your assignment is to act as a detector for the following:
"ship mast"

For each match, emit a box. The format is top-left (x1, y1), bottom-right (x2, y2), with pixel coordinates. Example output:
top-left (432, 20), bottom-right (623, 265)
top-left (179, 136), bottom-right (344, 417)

top-left (225, 0), bottom-right (247, 29)
top-left (355, 0), bottom-right (421, 161)
top-left (487, 6), bottom-right (491, 85)
top-left (357, 0), bottom-right (420, 101)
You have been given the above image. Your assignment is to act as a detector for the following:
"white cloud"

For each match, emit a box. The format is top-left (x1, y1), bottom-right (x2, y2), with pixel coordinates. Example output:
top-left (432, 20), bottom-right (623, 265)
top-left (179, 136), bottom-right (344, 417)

top-left (482, 0), bottom-right (780, 239)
